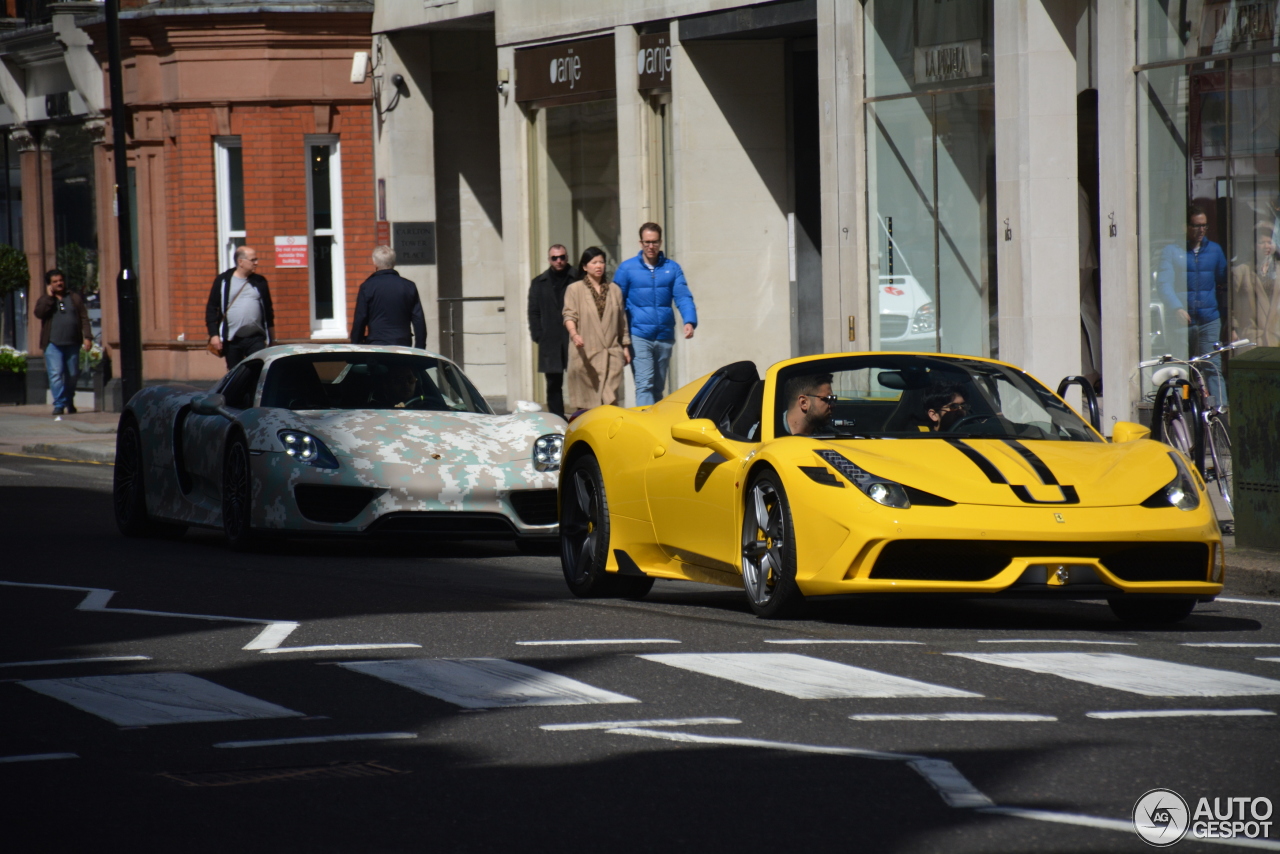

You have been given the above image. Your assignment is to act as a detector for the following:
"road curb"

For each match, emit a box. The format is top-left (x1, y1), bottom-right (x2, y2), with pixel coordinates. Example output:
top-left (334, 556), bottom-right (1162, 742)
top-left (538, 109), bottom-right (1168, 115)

top-left (1223, 548), bottom-right (1280, 600)
top-left (20, 442), bottom-right (117, 464)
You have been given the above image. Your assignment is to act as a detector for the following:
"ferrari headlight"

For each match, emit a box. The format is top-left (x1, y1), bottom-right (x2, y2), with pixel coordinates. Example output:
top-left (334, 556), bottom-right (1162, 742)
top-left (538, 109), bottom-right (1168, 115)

top-left (1142, 451), bottom-right (1200, 511)
top-left (278, 430), bottom-right (339, 469)
top-left (533, 433), bottom-right (563, 472)
top-left (815, 449), bottom-right (911, 509)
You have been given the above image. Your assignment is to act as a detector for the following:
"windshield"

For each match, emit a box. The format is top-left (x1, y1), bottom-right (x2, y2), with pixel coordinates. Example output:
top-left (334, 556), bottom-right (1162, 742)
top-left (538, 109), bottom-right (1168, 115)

top-left (260, 353), bottom-right (492, 414)
top-left (773, 355), bottom-right (1098, 442)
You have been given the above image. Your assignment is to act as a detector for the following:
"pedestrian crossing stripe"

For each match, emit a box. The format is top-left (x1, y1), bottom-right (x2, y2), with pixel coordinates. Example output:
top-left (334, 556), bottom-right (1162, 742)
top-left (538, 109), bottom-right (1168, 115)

top-left (20, 673), bottom-right (303, 726)
top-left (338, 658), bottom-right (640, 709)
top-left (947, 652), bottom-right (1280, 697)
top-left (639, 653), bottom-right (981, 699)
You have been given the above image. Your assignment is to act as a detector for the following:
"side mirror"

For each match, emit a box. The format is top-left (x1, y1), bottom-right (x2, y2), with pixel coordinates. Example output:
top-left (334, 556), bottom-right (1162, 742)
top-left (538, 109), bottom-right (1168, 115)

top-left (1111, 421), bottom-right (1150, 444)
top-left (191, 392), bottom-right (233, 420)
top-left (671, 419), bottom-right (737, 458)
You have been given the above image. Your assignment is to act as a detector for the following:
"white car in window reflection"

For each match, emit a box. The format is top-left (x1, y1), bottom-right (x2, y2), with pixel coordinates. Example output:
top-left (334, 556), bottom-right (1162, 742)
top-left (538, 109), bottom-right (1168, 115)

top-left (877, 275), bottom-right (937, 349)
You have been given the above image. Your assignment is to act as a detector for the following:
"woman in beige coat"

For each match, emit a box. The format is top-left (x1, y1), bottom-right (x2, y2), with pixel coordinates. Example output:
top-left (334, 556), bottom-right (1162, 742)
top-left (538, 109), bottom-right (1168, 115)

top-left (563, 247), bottom-right (631, 412)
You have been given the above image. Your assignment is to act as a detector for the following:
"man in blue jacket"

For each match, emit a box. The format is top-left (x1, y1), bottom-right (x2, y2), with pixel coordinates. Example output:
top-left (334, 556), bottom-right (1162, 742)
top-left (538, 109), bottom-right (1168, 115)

top-left (1157, 205), bottom-right (1228, 405)
top-left (614, 222), bottom-right (698, 406)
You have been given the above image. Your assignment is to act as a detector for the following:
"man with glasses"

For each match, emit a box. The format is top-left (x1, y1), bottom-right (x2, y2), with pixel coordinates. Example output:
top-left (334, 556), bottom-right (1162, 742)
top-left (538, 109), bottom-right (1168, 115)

top-left (206, 245), bottom-right (275, 370)
top-left (1156, 205), bottom-right (1228, 404)
top-left (782, 373), bottom-right (834, 436)
top-left (527, 243), bottom-right (576, 417)
top-left (924, 383), bottom-right (969, 432)
top-left (614, 222), bottom-right (698, 406)
top-left (33, 268), bottom-right (91, 420)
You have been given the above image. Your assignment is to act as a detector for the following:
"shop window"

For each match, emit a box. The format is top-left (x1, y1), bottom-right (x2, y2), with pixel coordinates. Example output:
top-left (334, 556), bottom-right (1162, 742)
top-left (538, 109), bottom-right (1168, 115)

top-left (305, 136), bottom-right (347, 339)
top-left (863, 0), bottom-right (996, 357)
top-left (534, 99), bottom-right (621, 269)
top-left (214, 138), bottom-right (245, 270)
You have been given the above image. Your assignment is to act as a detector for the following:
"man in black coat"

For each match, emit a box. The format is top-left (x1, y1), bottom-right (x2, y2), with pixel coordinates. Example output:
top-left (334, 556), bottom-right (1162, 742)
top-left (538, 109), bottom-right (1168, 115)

top-left (527, 244), bottom-right (575, 417)
top-left (350, 245), bottom-right (427, 349)
top-left (206, 246), bottom-right (274, 370)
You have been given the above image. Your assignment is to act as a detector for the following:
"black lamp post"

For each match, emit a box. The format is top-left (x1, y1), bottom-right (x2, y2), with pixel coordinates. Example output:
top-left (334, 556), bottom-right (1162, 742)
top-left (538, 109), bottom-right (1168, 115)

top-left (106, 0), bottom-right (141, 405)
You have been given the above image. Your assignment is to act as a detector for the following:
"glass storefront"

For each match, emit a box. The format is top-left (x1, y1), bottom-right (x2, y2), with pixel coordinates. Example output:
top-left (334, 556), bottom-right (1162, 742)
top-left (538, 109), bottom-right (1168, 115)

top-left (864, 0), bottom-right (996, 357)
top-left (1138, 0), bottom-right (1280, 380)
top-left (537, 99), bottom-right (621, 270)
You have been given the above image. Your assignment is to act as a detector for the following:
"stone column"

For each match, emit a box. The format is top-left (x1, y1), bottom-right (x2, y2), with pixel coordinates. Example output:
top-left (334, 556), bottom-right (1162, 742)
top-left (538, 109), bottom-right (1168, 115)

top-left (15, 127), bottom-right (55, 405)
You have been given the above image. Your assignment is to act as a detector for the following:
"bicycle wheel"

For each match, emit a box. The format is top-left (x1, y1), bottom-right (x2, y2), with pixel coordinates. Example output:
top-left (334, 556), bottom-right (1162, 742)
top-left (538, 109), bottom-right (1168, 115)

top-left (1151, 380), bottom-right (1202, 469)
top-left (1205, 414), bottom-right (1232, 510)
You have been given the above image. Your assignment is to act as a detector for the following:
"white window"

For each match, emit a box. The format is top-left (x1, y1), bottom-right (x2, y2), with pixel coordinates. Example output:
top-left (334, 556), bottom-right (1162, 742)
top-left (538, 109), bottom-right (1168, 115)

top-left (214, 137), bottom-right (245, 269)
top-left (305, 135), bottom-right (347, 339)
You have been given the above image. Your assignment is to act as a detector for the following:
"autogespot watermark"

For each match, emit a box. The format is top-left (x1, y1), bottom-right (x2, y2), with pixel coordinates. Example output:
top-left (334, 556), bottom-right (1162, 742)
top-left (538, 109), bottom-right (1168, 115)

top-left (1133, 788), bottom-right (1274, 846)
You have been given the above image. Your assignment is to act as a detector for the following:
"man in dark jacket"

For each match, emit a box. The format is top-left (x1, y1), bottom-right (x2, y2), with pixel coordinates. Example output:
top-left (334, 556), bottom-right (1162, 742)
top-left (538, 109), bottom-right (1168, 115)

top-left (1157, 205), bottom-right (1229, 404)
top-left (205, 246), bottom-right (274, 370)
top-left (33, 268), bottom-right (92, 419)
top-left (350, 246), bottom-right (426, 349)
top-left (527, 244), bottom-right (575, 417)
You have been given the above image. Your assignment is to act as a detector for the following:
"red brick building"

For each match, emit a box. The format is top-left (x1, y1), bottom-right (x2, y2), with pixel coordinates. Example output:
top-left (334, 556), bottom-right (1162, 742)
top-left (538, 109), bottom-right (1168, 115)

top-left (80, 0), bottom-right (375, 383)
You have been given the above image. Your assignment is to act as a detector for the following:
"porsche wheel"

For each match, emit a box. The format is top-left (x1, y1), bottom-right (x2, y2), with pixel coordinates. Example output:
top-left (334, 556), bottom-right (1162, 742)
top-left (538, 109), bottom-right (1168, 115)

top-left (560, 453), bottom-right (623, 597)
top-left (113, 418), bottom-right (186, 539)
top-left (741, 470), bottom-right (803, 618)
top-left (1108, 597), bottom-right (1196, 624)
top-left (222, 435), bottom-right (259, 552)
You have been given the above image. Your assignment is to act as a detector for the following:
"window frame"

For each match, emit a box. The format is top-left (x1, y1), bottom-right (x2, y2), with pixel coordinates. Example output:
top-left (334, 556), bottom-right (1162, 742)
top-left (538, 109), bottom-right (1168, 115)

top-left (214, 137), bottom-right (245, 271)
top-left (304, 134), bottom-right (347, 340)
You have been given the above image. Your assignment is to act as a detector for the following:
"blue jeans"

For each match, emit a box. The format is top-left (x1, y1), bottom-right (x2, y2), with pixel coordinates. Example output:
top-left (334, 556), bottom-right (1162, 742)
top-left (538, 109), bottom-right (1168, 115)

top-left (1188, 317), bottom-right (1226, 407)
top-left (631, 337), bottom-right (674, 406)
top-left (45, 343), bottom-right (81, 411)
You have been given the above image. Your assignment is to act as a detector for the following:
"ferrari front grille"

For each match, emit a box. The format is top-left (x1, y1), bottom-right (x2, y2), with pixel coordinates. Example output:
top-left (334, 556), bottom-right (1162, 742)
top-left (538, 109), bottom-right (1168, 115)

top-left (868, 540), bottom-right (1210, 583)
top-left (509, 489), bottom-right (558, 525)
top-left (294, 485), bottom-right (382, 524)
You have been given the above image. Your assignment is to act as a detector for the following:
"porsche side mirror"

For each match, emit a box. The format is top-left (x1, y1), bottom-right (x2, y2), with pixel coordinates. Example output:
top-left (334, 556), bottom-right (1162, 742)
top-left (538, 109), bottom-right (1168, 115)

top-left (191, 393), bottom-right (233, 420)
top-left (1110, 421), bottom-right (1150, 443)
top-left (671, 419), bottom-right (738, 459)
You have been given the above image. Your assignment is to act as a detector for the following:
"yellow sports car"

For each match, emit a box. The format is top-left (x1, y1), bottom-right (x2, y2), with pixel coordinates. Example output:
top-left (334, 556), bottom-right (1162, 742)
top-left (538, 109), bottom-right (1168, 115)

top-left (558, 352), bottom-right (1222, 622)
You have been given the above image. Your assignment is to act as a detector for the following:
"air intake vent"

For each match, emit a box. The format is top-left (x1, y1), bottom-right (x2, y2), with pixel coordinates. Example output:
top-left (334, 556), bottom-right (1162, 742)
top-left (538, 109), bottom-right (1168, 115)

top-left (509, 489), bottom-right (558, 525)
top-left (294, 485), bottom-right (381, 524)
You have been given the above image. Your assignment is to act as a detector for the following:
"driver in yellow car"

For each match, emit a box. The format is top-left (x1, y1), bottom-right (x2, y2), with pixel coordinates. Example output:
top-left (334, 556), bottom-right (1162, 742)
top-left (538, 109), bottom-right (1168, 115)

top-left (783, 373), bottom-right (835, 436)
top-left (925, 383), bottom-right (969, 431)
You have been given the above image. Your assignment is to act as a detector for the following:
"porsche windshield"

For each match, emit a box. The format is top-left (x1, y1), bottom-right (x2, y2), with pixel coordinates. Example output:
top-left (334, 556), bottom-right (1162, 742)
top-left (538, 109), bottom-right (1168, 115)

top-left (773, 355), bottom-right (1098, 442)
top-left (260, 353), bottom-right (493, 414)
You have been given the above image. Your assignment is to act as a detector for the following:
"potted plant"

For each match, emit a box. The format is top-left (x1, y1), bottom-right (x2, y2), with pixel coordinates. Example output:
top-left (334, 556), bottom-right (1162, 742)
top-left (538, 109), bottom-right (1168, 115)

top-left (0, 344), bottom-right (25, 405)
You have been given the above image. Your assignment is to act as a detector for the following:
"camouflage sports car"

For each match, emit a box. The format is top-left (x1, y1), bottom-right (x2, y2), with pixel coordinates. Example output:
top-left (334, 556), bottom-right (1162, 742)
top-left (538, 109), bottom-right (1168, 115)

top-left (112, 344), bottom-right (565, 550)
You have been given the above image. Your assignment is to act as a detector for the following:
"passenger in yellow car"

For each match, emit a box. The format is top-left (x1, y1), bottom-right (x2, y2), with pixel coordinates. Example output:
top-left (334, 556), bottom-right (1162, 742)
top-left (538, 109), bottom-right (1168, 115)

top-left (782, 373), bottom-right (835, 435)
top-left (925, 383), bottom-right (969, 431)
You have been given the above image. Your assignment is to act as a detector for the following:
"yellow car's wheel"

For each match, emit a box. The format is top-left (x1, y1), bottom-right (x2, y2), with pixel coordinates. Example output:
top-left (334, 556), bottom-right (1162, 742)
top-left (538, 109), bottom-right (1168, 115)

top-left (741, 470), bottom-right (804, 618)
top-left (561, 453), bottom-right (636, 597)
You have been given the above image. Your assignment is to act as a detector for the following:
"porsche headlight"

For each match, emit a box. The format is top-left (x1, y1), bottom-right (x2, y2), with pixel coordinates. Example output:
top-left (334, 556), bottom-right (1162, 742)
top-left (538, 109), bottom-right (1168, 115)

top-left (1142, 451), bottom-right (1200, 511)
top-left (278, 430), bottom-right (339, 469)
top-left (533, 433), bottom-right (563, 472)
top-left (815, 449), bottom-right (911, 509)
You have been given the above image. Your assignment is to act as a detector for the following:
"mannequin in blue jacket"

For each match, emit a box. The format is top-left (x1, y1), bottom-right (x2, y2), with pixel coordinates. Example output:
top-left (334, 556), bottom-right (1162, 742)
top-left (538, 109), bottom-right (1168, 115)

top-left (614, 222), bottom-right (698, 406)
top-left (1156, 205), bottom-right (1228, 405)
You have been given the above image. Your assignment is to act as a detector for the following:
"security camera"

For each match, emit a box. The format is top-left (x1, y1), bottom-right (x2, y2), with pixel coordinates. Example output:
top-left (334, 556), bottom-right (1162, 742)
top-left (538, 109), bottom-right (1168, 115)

top-left (391, 73), bottom-right (405, 90)
top-left (350, 51), bottom-right (369, 84)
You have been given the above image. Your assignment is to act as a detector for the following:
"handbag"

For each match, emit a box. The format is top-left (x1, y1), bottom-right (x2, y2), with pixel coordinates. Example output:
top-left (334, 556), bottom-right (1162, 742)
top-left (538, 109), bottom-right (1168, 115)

top-left (209, 277), bottom-right (251, 357)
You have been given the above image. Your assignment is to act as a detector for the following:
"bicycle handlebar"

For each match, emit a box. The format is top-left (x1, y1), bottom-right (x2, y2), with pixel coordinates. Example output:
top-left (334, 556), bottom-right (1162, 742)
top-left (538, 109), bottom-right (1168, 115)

top-left (1138, 339), bottom-right (1252, 370)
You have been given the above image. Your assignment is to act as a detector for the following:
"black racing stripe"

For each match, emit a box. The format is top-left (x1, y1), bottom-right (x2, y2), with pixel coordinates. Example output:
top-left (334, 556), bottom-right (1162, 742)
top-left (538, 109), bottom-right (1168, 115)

top-left (1002, 439), bottom-right (1059, 485)
top-left (1010, 484), bottom-right (1080, 505)
top-left (945, 439), bottom-right (1007, 484)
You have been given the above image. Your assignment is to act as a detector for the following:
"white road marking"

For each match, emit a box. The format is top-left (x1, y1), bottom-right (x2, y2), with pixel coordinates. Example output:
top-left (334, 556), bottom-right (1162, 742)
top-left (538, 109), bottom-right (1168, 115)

top-left (1184, 643), bottom-right (1280, 648)
top-left (909, 758), bottom-right (995, 807)
top-left (603, 728), bottom-right (916, 761)
top-left (0, 655), bottom-right (151, 668)
top-left (541, 717), bottom-right (740, 732)
top-left (260, 644), bottom-right (421, 654)
top-left (243, 623), bottom-right (300, 650)
top-left (1218, 598), bottom-right (1280, 608)
top-left (20, 673), bottom-right (303, 726)
top-left (949, 652), bottom-right (1280, 697)
top-left (0, 753), bottom-right (78, 763)
top-left (339, 658), bottom-right (639, 709)
top-left (640, 653), bottom-right (980, 699)
top-left (981, 806), bottom-right (1280, 851)
top-left (1086, 709), bottom-right (1275, 719)
top-left (764, 639), bottom-right (923, 645)
top-left (1261, 658), bottom-right (1280, 663)
top-left (976, 639), bottom-right (1136, 645)
top-left (214, 732), bottom-right (418, 749)
top-left (515, 639), bottom-right (680, 646)
top-left (0, 467), bottom-right (32, 476)
top-left (851, 713), bottom-right (1057, 722)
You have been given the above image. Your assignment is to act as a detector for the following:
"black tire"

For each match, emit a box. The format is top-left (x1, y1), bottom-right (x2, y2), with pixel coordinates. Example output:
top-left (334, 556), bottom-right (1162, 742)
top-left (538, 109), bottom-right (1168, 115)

top-left (741, 469), bottom-right (804, 618)
top-left (559, 453), bottom-right (623, 597)
top-left (1206, 414), bottom-right (1232, 511)
top-left (1152, 380), bottom-right (1203, 472)
top-left (1108, 597), bottom-right (1196, 624)
top-left (222, 435), bottom-right (260, 552)
top-left (113, 418), bottom-right (186, 539)
top-left (614, 574), bottom-right (655, 600)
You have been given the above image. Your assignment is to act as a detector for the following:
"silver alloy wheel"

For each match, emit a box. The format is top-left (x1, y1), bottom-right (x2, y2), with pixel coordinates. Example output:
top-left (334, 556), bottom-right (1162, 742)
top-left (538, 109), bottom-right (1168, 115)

top-left (742, 479), bottom-right (785, 607)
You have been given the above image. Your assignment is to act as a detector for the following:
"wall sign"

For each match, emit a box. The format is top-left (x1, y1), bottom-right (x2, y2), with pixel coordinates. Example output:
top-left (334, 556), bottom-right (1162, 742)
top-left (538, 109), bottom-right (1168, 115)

top-left (515, 35), bottom-right (616, 103)
top-left (637, 32), bottom-right (672, 90)
top-left (914, 39), bottom-right (983, 84)
top-left (394, 222), bottom-right (436, 265)
top-left (274, 235), bottom-right (308, 268)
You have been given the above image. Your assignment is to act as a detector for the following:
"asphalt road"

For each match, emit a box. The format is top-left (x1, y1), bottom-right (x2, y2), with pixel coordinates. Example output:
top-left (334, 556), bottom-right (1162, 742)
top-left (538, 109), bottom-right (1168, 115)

top-left (2, 452), bottom-right (1278, 853)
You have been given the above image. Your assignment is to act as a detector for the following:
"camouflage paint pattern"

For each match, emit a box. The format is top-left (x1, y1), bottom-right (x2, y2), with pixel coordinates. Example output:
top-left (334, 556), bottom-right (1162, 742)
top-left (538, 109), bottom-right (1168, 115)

top-left (119, 344), bottom-right (565, 537)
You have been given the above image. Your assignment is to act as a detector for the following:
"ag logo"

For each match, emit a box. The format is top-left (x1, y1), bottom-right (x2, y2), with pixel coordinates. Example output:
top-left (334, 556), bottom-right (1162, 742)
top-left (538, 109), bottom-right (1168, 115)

top-left (1134, 788), bottom-right (1190, 847)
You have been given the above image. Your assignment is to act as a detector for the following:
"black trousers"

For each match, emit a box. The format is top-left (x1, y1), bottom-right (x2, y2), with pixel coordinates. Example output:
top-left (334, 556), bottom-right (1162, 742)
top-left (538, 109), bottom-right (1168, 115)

top-left (544, 371), bottom-right (564, 418)
top-left (224, 332), bottom-right (267, 369)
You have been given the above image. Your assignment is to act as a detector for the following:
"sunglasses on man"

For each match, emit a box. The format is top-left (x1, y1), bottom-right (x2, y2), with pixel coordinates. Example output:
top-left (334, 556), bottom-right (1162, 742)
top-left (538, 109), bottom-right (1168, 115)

top-left (550, 254), bottom-right (568, 261)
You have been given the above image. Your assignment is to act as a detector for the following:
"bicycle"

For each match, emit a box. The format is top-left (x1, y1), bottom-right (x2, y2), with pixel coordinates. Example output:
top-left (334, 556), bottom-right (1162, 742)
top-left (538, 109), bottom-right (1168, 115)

top-left (1139, 339), bottom-right (1250, 513)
